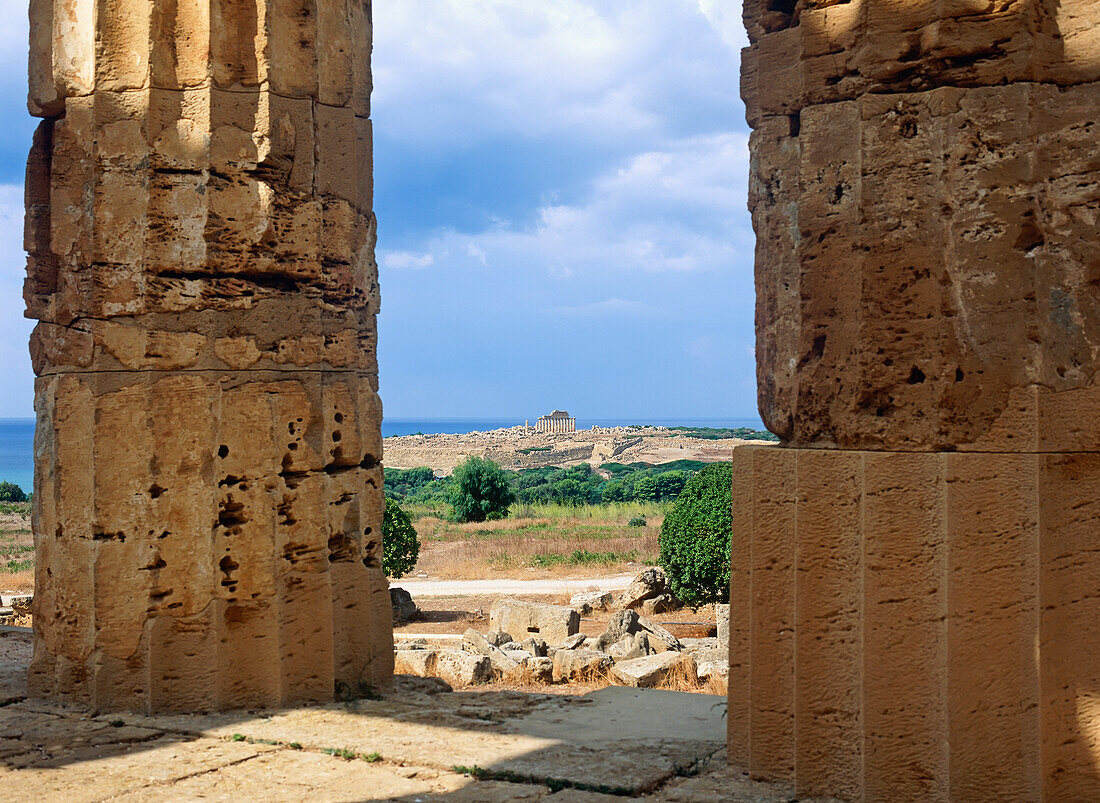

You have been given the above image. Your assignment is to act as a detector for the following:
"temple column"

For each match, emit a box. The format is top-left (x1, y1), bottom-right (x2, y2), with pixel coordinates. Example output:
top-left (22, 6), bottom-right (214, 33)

top-left (25, 0), bottom-right (391, 713)
top-left (733, 0), bottom-right (1100, 798)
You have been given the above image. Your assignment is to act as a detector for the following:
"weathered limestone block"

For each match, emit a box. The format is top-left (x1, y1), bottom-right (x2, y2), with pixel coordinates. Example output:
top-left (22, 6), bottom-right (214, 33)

top-left (489, 599), bottom-right (580, 645)
top-left (752, 81), bottom-right (1100, 450)
top-left (737, 1), bottom-right (1100, 799)
top-left (24, 0), bottom-right (390, 713)
top-left (730, 447), bottom-right (1100, 800)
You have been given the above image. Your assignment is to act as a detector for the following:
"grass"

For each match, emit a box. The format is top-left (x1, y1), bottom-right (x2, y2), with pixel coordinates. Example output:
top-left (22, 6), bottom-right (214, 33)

top-left (411, 505), bottom-right (664, 580)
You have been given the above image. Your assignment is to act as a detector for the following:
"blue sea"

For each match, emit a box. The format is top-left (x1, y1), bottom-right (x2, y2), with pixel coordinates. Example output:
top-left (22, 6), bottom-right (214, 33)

top-left (0, 415), bottom-right (766, 496)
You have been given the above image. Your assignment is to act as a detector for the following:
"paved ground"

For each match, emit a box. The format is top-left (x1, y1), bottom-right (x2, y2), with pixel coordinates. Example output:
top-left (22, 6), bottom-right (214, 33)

top-left (395, 576), bottom-right (634, 598)
top-left (0, 628), bottom-right (831, 802)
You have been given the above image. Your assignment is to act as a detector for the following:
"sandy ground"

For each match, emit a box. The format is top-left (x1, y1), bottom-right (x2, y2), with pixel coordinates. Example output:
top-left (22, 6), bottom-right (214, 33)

top-left (0, 510), bottom-right (33, 595)
top-left (395, 575), bottom-right (635, 597)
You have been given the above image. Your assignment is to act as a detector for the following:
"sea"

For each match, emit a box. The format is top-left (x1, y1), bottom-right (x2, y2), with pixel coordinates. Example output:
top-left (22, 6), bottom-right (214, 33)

top-left (0, 416), bottom-right (766, 496)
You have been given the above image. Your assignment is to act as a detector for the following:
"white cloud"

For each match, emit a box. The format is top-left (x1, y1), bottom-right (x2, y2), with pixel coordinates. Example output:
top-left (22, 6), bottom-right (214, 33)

top-left (552, 297), bottom-right (659, 316)
top-left (381, 251), bottom-right (435, 270)
top-left (384, 132), bottom-right (752, 279)
top-left (0, 183), bottom-right (35, 417)
top-left (372, 0), bottom-right (739, 148)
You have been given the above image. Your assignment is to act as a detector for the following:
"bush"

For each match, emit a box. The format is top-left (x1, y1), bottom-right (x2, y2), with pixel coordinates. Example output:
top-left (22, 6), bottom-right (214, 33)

top-left (658, 462), bottom-right (732, 606)
top-left (0, 482), bottom-right (27, 503)
top-left (450, 456), bottom-right (515, 523)
top-left (627, 515), bottom-right (647, 527)
top-left (381, 498), bottom-right (419, 578)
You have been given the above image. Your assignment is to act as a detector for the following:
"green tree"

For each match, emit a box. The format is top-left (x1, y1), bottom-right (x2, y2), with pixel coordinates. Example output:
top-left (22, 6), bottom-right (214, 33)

top-left (449, 456), bottom-right (515, 522)
top-left (658, 462), bottom-right (732, 606)
top-left (631, 475), bottom-right (658, 502)
top-left (0, 482), bottom-right (27, 503)
top-left (382, 497), bottom-right (420, 578)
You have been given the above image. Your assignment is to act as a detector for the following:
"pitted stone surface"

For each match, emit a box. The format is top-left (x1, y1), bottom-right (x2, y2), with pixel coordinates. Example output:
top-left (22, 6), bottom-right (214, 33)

top-left (24, 0), bottom-right (391, 712)
top-left (737, 1), bottom-right (1100, 799)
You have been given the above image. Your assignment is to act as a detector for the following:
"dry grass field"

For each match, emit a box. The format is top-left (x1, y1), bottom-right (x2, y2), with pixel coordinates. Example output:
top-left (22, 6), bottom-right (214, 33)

top-left (408, 502), bottom-right (666, 580)
top-left (0, 504), bottom-right (33, 593)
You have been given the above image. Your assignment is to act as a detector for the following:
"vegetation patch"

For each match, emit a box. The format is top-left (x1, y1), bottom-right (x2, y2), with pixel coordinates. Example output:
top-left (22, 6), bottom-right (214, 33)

top-left (668, 425), bottom-right (778, 442)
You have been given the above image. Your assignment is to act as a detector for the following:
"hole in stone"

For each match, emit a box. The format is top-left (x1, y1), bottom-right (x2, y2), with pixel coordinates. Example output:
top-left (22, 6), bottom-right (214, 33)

top-left (332, 430), bottom-right (342, 442)
top-left (218, 445), bottom-right (229, 458)
top-left (907, 366), bottom-right (926, 384)
top-left (288, 442), bottom-right (298, 451)
top-left (288, 422), bottom-right (296, 434)
top-left (334, 412), bottom-right (344, 423)
top-left (899, 118), bottom-right (918, 139)
top-left (955, 368), bottom-right (964, 382)
top-left (527, 627), bottom-right (540, 634)
top-left (148, 483), bottom-right (165, 499)
top-left (219, 555), bottom-right (239, 588)
top-left (788, 113), bottom-right (800, 137)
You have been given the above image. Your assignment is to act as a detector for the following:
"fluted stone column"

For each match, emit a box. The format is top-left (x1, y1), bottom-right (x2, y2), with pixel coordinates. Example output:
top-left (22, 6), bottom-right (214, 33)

top-left (732, 1), bottom-right (1100, 799)
top-left (24, 0), bottom-right (392, 713)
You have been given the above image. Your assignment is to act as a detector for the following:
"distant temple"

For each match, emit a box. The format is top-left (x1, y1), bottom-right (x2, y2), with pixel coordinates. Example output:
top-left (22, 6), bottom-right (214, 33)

top-left (536, 410), bottom-right (576, 433)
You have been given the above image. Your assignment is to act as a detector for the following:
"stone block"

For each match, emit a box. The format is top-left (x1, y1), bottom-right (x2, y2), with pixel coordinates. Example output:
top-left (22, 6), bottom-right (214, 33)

top-left (489, 599), bottom-right (580, 645)
top-left (551, 650), bottom-right (612, 684)
top-left (433, 651), bottom-right (492, 687)
top-left (729, 445), bottom-right (1100, 798)
top-left (715, 604), bottom-right (729, 653)
top-left (611, 653), bottom-right (696, 689)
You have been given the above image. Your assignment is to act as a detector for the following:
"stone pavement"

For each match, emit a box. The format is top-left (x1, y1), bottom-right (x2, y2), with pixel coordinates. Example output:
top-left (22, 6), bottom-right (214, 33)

top-left (0, 630), bottom-right (834, 802)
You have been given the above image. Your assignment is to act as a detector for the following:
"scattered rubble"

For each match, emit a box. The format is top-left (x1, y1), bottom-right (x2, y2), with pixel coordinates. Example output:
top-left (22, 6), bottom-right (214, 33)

top-left (392, 576), bottom-right (727, 690)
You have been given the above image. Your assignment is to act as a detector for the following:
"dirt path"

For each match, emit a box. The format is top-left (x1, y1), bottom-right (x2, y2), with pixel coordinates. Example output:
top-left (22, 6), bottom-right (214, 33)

top-left (393, 574), bottom-right (634, 597)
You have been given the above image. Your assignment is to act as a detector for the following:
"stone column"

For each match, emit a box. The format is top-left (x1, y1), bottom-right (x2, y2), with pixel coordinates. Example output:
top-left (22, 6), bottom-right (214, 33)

top-left (733, 1), bottom-right (1100, 799)
top-left (24, 0), bottom-right (391, 713)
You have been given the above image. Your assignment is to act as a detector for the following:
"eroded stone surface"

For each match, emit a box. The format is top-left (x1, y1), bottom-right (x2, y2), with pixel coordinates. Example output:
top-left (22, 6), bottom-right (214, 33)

top-left (24, 0), bottom-right (390, 712)
top-left (738, 1), bottom-right (1100, 799)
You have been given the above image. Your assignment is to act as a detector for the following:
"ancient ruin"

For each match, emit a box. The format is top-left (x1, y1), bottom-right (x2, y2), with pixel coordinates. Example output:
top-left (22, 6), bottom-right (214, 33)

top-left (535, 410), bottom-right (576, 433)
top-left (23, 0), bottom-right (392, 711)
top-left (733, 0), bottom-right (1100, 799)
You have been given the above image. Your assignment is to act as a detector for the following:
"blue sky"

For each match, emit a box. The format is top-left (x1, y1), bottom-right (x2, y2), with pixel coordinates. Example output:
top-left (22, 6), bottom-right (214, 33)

top-left (0, 0), bottom-right (757, 421)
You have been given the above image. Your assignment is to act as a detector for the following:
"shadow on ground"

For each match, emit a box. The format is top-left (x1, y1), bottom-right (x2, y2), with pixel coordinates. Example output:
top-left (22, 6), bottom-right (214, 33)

top-left (0, 637), bottom-right (791, 802)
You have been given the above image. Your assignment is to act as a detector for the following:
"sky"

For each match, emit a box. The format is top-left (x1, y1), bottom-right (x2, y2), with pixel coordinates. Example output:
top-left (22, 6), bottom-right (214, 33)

top-left (0, 0), bottom-right (757, 421)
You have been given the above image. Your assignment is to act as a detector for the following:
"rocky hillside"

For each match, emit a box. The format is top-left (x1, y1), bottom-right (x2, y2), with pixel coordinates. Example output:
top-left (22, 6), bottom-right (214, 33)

top-left (382, 425), bottom-right (771, 473)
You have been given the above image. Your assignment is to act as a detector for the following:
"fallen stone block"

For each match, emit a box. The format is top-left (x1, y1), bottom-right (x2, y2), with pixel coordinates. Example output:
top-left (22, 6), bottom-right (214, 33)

top-left (616, 566), bottom-right (669, 610)
top-left (434, 650), bottom-right (492, 686)
top-left (608, 632), bottom-right (651, 661)
top-left (716, 603), bottom-right (729, 652)
top-left (390, 587), bottom-right (418, 625)
top-left (697, 661), bottom-right (729, 683)
top-left (552, 649), bottom-right (613, 683)
top-left (394, 649), bottom-right (437, 677)
top-left (490, 598), bottom-right (579, 644)
top-left (520, 637), bottom-right (548, 657)
top-left (461, 628), bottom-right (494, 656)
top-left (570, 590), bottom-right (613, 616)
top-left (500, 641), bottom-right (525, 651)
top-left (639, 593), bottom-right (679, 617)
top-left (528, 657), bottom-right (554, 684)
top-left (503, 649), bottom-right (533, 664)
top-left (595, 610), bottom-right (682, 653)
top-left (559, 633), bottom-right (587, 650)
top-left (612, 652), bottom-right (697, 689)
top-left (485, 629), bottom-right (513, 647)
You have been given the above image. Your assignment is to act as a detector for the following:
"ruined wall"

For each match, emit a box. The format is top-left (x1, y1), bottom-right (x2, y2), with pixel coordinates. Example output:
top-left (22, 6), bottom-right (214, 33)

top-left (24, 0), bottom-right (392, 712)
top-left (733, 0), bottom-right (1099, 798)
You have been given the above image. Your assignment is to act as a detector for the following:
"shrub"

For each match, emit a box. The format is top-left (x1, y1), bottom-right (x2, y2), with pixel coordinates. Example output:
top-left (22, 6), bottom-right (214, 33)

top-left (0, 482), bottom-right (27, 503)
top-left (450, 456), bottom-right (515, 523)
top-left (381, 498), bottom-right (419, 578)
top-left (627, 515), bottom-right (647, 527)
top-left (658, 462), bottom-right (732, 606)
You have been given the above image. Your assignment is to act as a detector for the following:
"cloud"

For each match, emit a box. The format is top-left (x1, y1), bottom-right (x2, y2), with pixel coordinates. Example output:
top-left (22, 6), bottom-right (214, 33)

top-left (381, 251), bottom-right (435, 270)
top-left (380, 132), bottom-right (752, 279)
top-left (551, 297), bottom-right (659, 316)
top-left (0, 183), bottom-right (35, 417)
top-left (373, 0), bottom-right (740, 149)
